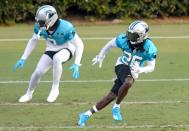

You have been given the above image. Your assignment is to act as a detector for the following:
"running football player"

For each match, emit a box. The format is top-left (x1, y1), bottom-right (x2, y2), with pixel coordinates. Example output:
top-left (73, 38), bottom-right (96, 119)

top-left (78, 20), bottom-right (157, 126)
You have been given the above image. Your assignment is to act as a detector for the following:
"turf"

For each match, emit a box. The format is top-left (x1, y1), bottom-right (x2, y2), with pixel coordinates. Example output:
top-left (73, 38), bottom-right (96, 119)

top-left (0, 23), bottom-right (189, 131)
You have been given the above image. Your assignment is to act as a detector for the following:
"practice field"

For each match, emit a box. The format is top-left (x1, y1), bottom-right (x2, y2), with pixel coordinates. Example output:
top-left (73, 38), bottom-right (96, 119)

top-left (0, 23), bottom-right (189, 131)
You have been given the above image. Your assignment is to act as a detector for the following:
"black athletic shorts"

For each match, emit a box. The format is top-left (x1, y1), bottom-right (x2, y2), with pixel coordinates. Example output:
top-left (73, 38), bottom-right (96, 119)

top-left (44, 48), bottom-right (72, 60)
top-left (111, 64), bottom-right (132, 96)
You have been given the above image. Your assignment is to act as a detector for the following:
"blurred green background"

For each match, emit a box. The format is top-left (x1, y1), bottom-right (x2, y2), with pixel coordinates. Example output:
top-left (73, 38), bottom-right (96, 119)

top-left (1, 0), bottom-right (189, 24)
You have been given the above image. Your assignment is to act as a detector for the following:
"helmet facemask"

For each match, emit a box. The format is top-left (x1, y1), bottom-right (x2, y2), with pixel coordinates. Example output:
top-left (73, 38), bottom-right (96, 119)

top-left (127, 31), bottom-right (140, 44)
top-left (37, 20), bottom-right (46, 28)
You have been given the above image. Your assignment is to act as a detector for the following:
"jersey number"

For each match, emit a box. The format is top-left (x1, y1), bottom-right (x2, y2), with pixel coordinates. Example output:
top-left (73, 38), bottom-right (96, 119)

top-left (121, 51), bottom-right (142, 66)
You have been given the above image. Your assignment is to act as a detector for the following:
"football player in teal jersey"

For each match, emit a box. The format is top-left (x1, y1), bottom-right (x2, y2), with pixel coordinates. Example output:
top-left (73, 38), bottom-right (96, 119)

top-left (78, 20), bottom-right (157, 126)
top-left (14, 5), bottom-right (84, 103)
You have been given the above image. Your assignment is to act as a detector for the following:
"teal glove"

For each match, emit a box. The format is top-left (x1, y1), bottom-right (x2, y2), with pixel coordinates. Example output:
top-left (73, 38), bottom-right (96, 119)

top-left (69, 64), bottom-right (79, 79)
top-left (13, 59), bottom-right (25, 71)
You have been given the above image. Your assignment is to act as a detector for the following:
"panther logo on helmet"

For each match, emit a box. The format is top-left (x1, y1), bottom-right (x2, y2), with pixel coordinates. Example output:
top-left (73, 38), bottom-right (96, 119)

top-left (127, 20), bottom-right (149, 45)
top-left (35, 5), bottom-right (58, 30)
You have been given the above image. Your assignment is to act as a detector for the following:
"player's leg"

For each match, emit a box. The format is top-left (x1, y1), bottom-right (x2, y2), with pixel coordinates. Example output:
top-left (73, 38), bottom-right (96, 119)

top-left (78, 66), bottom-right (121, 126)
top-left (95, 92), bottom-right (116, 111)
top-left (78, 91), bottom-right (116, 127)
top-left (78, 65), bottom-right (134, 126)
top-left (115, 76), bottom-right (134, 104)
top-left (112, 65), bottom-right (134, 121)
top-left (19, 54), bottom-right (53, 102)
top-left (47, 49), bottom-right (71, 102)
top-left (83, 77), bottom-right (132, 122)
top-left (78, 75), bottom-right (120, 126)
top-left (88, 77), bottom-right (134, 120)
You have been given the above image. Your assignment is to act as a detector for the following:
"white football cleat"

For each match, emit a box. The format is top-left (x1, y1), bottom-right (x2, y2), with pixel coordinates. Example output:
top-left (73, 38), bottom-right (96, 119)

top-left (47, 88), bottom-right (59, 103)
top-left (19, 94), bottom-right (32, 103)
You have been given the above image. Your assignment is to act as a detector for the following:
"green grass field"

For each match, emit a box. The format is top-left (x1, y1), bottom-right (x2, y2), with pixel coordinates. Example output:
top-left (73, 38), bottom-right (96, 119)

top-left (0, 23), bottom-right (189, 131)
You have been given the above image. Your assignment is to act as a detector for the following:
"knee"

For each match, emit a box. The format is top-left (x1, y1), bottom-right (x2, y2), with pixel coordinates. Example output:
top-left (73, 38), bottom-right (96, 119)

top-left (123, 77), bottom-right (134, 88)
top-left (32, 70), bottom-right (43, 78)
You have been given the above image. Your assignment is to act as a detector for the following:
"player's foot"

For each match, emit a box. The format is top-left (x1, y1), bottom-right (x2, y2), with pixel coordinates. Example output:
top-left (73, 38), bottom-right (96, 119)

top-left (47, 88), bottom-right (59, 103)
top-left (19, 94), bottom-right (32, 103)
top-left (78, 113), bottom-right (90, 127)
top-left (112, 106), bottom-right (122, 121)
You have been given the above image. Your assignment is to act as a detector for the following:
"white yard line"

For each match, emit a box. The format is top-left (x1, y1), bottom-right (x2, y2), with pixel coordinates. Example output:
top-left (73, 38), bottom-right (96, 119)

top-left (0, 80), bottom-right (112, 84)
top-left (0, 124), bottom-right (189, 129)
top-left (0, 100), bottom-right (189, 106)
top-left (0, 36), bottom-right (189, 41)
top-left (0, 78), bottom-right (189, 84)
top-left (151, 36), bottom-right (189, 39)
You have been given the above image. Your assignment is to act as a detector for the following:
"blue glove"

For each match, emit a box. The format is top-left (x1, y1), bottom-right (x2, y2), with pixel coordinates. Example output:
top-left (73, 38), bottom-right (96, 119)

top-left (69, 64), bottom-right (79, 79)
top-left (13, 59), bottom-right (25, 71)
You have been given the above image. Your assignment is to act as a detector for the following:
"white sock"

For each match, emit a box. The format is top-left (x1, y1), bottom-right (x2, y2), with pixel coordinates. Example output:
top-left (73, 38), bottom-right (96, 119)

top-left (113, 103), bottom-right (120, 108)
top-left (93, 105), bottom-right (99, 113)
top-left (85, 110), bottom-right (92, 116)
top-left (51, 84), bottom-right (59, 91)
top-left (26, 90), bottom-right (34, 96)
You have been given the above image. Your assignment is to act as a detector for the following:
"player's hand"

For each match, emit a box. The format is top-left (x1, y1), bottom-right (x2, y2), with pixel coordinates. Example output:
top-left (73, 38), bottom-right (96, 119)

top-left (13, 59), bottom-right (25, 71)
top-left (131, 70), bottom-right (139, 80)
top-left (130, 62), bottom-right (140, 73)
top-left (130, 62), bottom-right (140, 79)
top-left (92, 55), bottom-right (105, 68)
top-left (69, 64), bottom-right (79, 79)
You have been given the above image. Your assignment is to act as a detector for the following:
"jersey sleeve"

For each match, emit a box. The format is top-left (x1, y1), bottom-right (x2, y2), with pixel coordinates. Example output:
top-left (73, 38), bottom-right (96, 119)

top-left (61, 19), bottom-right (76, 42)
top-left (115, 33), bottom-right (128, 49)
top-left (66, 27), bottom-right (76, 41)
top-left (145, 40), bottom-right (158, 61)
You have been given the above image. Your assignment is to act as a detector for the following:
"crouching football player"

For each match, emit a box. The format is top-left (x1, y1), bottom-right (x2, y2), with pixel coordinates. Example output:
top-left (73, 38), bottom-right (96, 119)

top-left (14, 5), bottom-right (84, 103)
top-left (78, 20), bottom-right (158, 126)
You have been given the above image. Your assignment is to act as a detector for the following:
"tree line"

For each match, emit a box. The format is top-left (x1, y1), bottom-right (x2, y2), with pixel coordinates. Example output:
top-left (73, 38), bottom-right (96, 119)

top-left (0, 0), bottom-right (188, 24)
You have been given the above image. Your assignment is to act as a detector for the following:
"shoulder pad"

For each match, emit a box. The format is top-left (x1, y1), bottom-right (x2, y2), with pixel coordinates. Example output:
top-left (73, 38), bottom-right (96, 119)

top-left (116, 33), bottom-right (127, 48)
top-left (144, 39), bottom-right (158, 60)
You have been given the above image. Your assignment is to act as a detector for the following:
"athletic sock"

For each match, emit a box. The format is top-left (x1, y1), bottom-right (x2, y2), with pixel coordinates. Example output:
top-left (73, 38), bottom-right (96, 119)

top-left (87, 105), bottom-right (99, 116)
top-left (92, 105), bottom-right (99, 112)
top-left (26, 90), bottom-right (34, 96)
top-left (85, 110), bottom-right (92, 116)
top-left (113, 103), bottom-right (120, 108)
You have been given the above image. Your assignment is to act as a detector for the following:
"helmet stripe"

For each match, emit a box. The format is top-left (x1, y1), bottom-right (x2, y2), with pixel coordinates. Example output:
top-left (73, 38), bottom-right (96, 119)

top-left (129, 21), bottom-right (141, 30)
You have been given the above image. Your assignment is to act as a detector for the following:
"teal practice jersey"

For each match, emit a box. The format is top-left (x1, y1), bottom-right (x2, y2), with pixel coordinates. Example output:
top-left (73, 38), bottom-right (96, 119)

top-left (116, 33), bottom-right (158, 67)
top-left (34, 19), bottom-right (75, 45)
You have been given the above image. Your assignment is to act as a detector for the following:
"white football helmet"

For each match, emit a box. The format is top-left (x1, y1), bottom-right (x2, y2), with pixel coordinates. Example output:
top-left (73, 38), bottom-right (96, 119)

top-left (35, 5), bottom-right (58, 30)
top-left (127, 20), bottom-right (149, 45)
